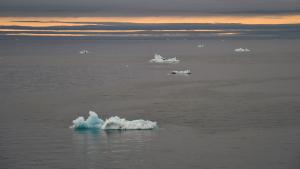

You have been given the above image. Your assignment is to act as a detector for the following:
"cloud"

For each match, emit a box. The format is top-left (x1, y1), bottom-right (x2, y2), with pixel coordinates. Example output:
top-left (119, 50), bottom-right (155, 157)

top-left (1, 0), bottom-right (300, 16)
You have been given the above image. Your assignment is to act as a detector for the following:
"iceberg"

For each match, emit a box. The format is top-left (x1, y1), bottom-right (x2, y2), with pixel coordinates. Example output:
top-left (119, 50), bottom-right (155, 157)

top-left (170, 69), bottom-right (191, 75)
top-left (79, 49), bottom-right (89, 54)
top-left (71, 111), bottom-right (157, 130)
top-left (150, 54), bottom-right (179, 64)
top-left (102, 116), bottom-right (157, 130)
top-left (234, 48), bottom-right (250, 52)
top-left (197, 44), bottom-right (204, 48)
top-left (72, 111), bottom-right (104, 129)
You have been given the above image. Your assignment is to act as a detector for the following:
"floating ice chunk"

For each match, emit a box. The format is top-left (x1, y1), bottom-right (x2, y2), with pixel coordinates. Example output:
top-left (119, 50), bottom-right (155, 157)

top-left (150, 54), bottom-right (179, 64)
top-left (234, 48), bottom-right (250, 52)
top-left (79, 49), bottom-right (89, 54)
top-left (71, 111), bottom-right (157, 130)
top-left (171, 69), bottom-right (191, 75)
top-left (102, 116), bottom-right (157, 130)
top-left (72, 111), bottom-right (104, 129)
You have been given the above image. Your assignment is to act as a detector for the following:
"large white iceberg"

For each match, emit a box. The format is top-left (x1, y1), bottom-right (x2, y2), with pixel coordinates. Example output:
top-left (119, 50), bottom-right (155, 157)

top-left (150, 54), bottom-right (179, 64)
top-left (71, 111), bottom-right (157, 130)
top-left (234, 48), bottom-right (250, 52)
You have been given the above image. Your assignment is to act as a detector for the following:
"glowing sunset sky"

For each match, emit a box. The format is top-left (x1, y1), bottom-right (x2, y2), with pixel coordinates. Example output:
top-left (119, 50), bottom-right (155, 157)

top-left (1, 0), bottom-right (300, 26)
top-left (1, 0), bottom-right (300, 37)
top-left (1, 14), bottom-right (300, 27)
top-left (1, 0), bottom-right (300, 16)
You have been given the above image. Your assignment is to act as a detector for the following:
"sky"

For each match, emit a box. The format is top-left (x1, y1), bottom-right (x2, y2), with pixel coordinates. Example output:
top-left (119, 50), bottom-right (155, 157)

top-left (1, 0), bottom-right (300, 17)
top-left (1, 0), bottom-right (300, 38)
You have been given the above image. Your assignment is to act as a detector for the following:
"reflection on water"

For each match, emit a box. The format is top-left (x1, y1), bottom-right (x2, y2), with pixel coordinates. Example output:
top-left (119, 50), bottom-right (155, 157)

top-left (72, 129), bottom-right (157, 168)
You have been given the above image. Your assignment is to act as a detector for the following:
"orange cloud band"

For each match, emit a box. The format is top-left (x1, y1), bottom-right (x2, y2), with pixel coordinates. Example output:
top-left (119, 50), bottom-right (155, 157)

top-left (1, 14), bottom-right (300, 27)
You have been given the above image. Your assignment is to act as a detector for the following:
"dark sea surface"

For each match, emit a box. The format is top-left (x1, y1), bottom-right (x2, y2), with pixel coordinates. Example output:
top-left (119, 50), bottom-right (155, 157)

top-left (0, 39), bottom-right (300, 169)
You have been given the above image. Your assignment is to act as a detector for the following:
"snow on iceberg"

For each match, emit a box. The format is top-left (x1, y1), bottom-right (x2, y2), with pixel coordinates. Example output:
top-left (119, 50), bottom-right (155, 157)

top-left (170, 69), bottom-right (191, 75)
top-left (234, 48), bottom-right (250, 52)
top-left (71, 111), bottom-right (157, 130)
top-left (150, 54), bottom-right (179, 64)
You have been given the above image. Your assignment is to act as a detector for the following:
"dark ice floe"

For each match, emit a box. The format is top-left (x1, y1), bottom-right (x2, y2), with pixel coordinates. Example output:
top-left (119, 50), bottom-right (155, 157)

top-left (170, 69), bottom-right (191, 75)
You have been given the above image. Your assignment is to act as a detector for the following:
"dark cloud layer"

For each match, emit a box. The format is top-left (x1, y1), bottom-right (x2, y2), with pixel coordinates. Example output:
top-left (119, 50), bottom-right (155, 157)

top-left (1, 0), bottom-right (300, 16)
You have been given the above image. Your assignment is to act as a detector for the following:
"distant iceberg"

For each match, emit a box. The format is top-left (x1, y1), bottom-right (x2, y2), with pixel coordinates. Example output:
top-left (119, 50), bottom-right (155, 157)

top-left (150, 54), bottom-right (179, 64)
top-left (234, 48), bottom-right (250, 52)
top-left (71, 111), bottom-right (157, 130)
top-left (171, 69), bottom-right (191, 75)
top-left (197, 44), bottom-right (205, 48)
top-left (79, 49), bottom-right (89, 54)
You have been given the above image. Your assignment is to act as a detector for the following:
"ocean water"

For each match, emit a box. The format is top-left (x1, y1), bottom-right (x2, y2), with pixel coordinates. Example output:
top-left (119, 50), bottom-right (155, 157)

top-left (0, 39), bottom-right (300, 169)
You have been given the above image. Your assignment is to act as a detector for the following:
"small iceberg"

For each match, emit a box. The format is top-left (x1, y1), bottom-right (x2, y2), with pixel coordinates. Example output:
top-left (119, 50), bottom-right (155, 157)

top-left (197, 41), bottom-right (205, 48)
top-left (150, 54), bottom-right (180, 64)
top-left (79, 49), bottom-right (89, 54)
top-left (234, 48), bottom-right (250, 52)
top-left (72, 111), bottom-right (104, 129)
top-left (71, 111), bottom-right (157, 130)
top-left (170, 69), bottom-right (191, 75)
